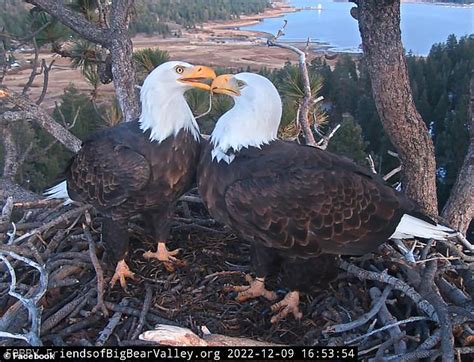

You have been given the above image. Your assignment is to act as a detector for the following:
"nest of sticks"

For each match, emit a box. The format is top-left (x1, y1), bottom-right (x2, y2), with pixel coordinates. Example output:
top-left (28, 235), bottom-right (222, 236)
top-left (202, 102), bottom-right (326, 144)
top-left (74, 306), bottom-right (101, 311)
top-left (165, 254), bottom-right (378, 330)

top-left (0, 192), bottom-right (473, 361)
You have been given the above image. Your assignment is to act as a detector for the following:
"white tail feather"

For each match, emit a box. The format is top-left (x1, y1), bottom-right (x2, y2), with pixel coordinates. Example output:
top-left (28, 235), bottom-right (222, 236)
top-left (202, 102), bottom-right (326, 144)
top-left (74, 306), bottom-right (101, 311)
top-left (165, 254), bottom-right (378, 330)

top-left (43, 180), bottom-right (73, 205)
top-left (390, 214), bottom-right (455, 241)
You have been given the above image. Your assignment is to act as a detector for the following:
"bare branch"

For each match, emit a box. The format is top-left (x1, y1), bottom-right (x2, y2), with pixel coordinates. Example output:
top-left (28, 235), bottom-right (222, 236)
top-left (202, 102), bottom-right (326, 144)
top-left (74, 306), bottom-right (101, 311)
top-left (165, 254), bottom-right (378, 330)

top-left (25, 0), bottom-right (109, 46)
top-left (344, 316), bottom-right (429, 345)
top-left (1, 85), bottom-right (81, 152)
top-left (96, 298), bottom-right (129, 346)
top-left (84, 224), bottom-right (108, 316)
top-left (36, 59), bottom-right (55, 105)
top-left (267, 24), bottom-right (316, 146)
top-left (314, 123), bottom-right (341, 150)
top-left (0, 32), bottom-right (7, 84)
top-left (338, 259), bottom-right (438, 321)
top-left (0, 250), bottom-right (48, 346)
top-left (323, 285), bottom-right (392, 334)
top-left (131, 284), bottom-right (153, 340)
top-left (22, 38), bottom-right (41, 95)
top-left (383, 165), bottom-right (402, 181)
top-left (366, 154), bottom-right (377, 174)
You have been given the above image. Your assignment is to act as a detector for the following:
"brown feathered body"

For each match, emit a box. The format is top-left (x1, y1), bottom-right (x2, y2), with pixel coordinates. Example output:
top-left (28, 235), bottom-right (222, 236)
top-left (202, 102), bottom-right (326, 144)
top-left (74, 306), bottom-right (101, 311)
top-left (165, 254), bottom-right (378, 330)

top-left (66, 120), bottom-right (200, 263)
top-left (197, 139), bottom-right (422, 286)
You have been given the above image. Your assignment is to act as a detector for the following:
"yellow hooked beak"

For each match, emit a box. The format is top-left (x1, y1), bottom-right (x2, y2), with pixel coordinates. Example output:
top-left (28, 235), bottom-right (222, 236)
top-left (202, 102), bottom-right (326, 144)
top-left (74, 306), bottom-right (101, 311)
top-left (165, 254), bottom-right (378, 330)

top-left (178, 65), bottom-right (216, 91)
top-left (211, 74), bottom-right (241, 96)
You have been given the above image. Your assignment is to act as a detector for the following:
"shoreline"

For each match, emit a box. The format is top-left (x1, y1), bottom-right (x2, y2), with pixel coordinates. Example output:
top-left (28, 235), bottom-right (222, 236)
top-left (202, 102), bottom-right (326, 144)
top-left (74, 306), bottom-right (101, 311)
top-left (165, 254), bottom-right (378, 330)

top-left (132, 0), bottom-right (344, 70)
top-left (187, 1), bottom-right (298, 42)
top-left (4, 1), bottom-right (343, 110)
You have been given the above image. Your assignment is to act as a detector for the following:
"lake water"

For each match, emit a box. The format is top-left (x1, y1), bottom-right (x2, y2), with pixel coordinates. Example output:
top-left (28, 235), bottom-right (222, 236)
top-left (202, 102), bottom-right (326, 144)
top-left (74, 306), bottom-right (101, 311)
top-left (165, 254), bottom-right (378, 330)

top-left (243, 0), bottom-right (474, 55)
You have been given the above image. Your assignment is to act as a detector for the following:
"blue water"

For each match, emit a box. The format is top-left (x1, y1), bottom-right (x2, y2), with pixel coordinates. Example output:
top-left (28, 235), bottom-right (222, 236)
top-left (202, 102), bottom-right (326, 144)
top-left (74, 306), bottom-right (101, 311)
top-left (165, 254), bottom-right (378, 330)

top-left (244, 0), bottom-right (474, 55)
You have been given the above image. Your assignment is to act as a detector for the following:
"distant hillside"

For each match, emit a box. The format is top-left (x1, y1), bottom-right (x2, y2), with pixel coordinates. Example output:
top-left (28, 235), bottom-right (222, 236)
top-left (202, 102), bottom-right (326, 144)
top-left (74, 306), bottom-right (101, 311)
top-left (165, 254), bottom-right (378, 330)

top-left (129, 0), bottom-right (272, 35)
top-left (0, 0), bottom-right (272, 38)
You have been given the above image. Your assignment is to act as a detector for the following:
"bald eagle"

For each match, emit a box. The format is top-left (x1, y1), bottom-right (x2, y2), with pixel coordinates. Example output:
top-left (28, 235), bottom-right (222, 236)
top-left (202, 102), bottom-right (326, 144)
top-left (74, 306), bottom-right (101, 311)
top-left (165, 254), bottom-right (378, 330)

top-left (45, 61), bottom-right (216, 288)
top-left (197, 73), bottom-right (456, 322)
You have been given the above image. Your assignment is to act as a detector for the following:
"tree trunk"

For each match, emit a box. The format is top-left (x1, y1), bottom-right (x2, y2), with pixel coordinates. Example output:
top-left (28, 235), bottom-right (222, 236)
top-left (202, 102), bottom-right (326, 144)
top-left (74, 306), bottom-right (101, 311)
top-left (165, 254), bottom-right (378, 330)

top-left (350, 0), bottom-right (438, 216)
top-left (442, 73), bottom-right (474, 234)
top-left (25, 0), bottom-right (139, 122)
top-left (0, 125), bottom-right (19, 181)
top-left (110, 32), bottom-right (140, 123)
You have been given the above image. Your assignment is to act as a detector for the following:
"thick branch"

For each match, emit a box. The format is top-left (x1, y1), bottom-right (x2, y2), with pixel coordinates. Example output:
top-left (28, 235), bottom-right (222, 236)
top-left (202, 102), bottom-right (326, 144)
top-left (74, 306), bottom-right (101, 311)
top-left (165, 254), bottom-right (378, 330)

top-left (25, 0), bottom-right (109, 46)
top-left (441, 72), bottom-right (474, 234)
top-left (110, 0), bottom-right (134, 29)
top-left (1, 86), bottom-right (81, 153)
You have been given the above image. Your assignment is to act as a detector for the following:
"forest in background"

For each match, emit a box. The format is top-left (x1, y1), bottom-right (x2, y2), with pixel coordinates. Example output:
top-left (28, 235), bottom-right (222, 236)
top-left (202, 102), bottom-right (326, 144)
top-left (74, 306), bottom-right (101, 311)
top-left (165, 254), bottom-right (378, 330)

top-left (0, 34), bottom-right (471, 217)
top-left (0, 0), bottom-right (272, 37)
top-left (0, 0), bottom-right (471, 214)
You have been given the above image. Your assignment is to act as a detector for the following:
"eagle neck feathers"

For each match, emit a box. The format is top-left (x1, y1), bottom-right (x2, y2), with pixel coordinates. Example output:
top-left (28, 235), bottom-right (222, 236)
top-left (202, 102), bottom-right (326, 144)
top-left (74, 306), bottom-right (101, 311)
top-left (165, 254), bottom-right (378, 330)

top-left (139, 87), bottom-right (200, 144)
top-left (210, 98), bottom-right (280, 164)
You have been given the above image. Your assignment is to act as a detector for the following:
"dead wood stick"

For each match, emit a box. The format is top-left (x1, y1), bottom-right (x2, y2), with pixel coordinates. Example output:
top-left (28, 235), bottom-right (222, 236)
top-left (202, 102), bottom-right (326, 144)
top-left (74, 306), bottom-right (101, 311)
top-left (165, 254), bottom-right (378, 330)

top-left (178, 195), bottom-right (203, 204)
top-left (96, 298), bottom-right (128, 346)
top-left (49, 265), bottom-right (82, 283)
top-left (344, 316), bottom-right (429, 345)
top-left (417, 328), bottom-right (442, 351)
top-left (43, 230), bottom-right (67, 259)
top-left (69, 288), bottom-right (97, 319)
top-left (369, 287), bottom-right (407, 355)
top-left (388, 349), bottom-right (439, 361)
top-left (41, 295), bottom-right (85, 334)
top-left (13, 205), bottom-right (91, 244)
top-left (48, 278), bottom-right (79, 289)
top-left (323, 286), bottom-right (392, 334)
top-left (454, 233), bottom-right (474, 252)
top-left (0, 244), bottom-right (36, 258)
top-left (131, 284), bottom-right (153, 340)
top-left (12, 199), bottom-right (62, 209)
top-left (55, 315), bottom-right (102, 338)
top-left (103, 301), bottom-right (176, 326)
top-left (383, 165), bottom-right (402, 181)
top-left (84, 225), bottom-right (108, 316)
top-left (140, 324), bottom-right (284, 346)
top-left (46, 259), bottom-right (91, 272)
top-left (436, 239), bottom-right (474, 262)
top-left (373, 332), bottom-right (406, 361)
top-left (0, 251), bottom-right (48, 346)
top-left (0, 221), bottom-right (42, 233)
top-left (418, 260), bottom-right (454, 362)
top-left (436, 277), bottom-right (470, 306)
top-left (338, 259), bottom-right (438, 321)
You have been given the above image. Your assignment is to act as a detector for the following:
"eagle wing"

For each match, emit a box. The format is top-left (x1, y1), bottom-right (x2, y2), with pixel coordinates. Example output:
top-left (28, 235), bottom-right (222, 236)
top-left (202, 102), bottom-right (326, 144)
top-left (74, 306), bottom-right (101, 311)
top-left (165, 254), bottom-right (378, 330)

top-left (223, 160), bottom-right (406, 256)
top-left (68, 139), bottom-right (151, 208)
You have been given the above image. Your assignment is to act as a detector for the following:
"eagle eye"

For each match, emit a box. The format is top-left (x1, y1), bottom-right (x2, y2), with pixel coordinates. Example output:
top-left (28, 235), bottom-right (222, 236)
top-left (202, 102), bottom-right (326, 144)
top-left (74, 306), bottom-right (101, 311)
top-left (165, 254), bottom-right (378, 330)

top-left (175, 66), bottom-right (185, 74)
top-left (236, 80), bottom-right (247, 89)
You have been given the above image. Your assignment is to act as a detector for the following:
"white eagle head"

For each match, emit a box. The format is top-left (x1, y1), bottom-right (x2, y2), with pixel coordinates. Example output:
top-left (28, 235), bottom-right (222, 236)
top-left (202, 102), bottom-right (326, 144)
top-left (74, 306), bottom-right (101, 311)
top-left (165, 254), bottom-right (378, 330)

top-left (209, 72), bottom-right (283, 163)
top-left (139, 61), bottom-right (216, 143)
